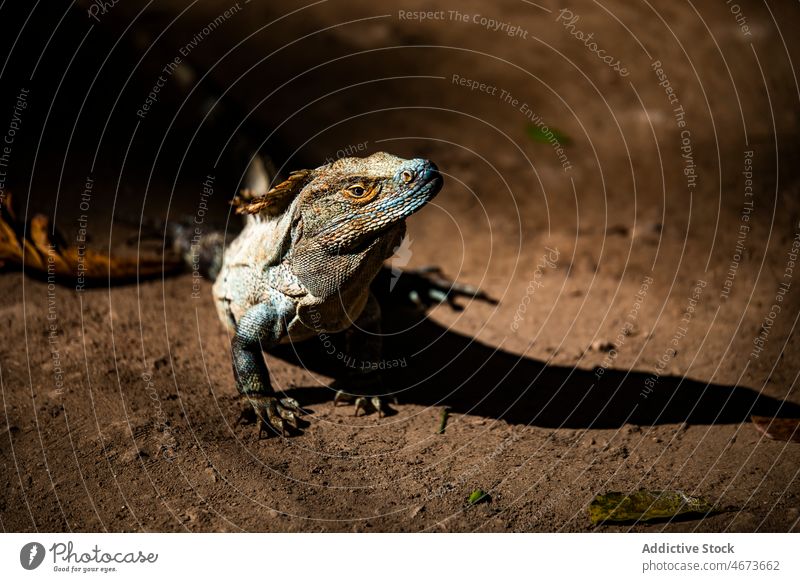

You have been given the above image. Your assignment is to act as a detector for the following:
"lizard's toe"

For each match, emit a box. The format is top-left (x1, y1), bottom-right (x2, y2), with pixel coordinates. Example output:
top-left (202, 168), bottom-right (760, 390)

top-left (333, 390), bottom-right (354, 407)
top-left (354, 396), bottom-right (368, 417)
top-left (371, 396), bottom-right (388, 418)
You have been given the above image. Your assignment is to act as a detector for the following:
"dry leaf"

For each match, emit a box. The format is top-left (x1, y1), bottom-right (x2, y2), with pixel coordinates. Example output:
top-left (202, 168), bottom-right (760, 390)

top-left (751, 416), bottom-right (800, 443)
top-left (589, 490), bottom-right (720, 525)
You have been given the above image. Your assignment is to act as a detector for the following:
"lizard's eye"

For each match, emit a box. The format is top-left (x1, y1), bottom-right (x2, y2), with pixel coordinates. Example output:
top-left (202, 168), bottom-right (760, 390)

top-left (343, 183), bottom-right (378, 202)
top-left (347, 185), bottom-right (366, 197)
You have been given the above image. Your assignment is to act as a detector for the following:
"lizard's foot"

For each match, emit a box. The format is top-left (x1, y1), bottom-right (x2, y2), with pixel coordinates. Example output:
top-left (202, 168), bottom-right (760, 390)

top-left (333, 390), bottom-right (396, 418)
top-left (238, 395), bottom-right (304, 438)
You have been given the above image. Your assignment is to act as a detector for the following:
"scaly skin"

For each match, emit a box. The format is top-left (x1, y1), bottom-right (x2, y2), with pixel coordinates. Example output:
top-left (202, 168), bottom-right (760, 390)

top-left (212, 152), bottom-right (443, 436)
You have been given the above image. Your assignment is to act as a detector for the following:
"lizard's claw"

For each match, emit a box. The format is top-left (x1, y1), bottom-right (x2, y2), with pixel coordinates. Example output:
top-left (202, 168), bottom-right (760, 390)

top-left (333, 390), bottom-right (352, 408)
top-left (239, 395), bottom-right (304, 438)
top-left (359, 396), bottom-right (390, 418)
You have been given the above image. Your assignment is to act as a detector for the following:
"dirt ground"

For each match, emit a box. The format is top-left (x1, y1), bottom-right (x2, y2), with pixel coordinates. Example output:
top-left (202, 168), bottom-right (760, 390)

top-left (2, 0), bottom-right (800, 532)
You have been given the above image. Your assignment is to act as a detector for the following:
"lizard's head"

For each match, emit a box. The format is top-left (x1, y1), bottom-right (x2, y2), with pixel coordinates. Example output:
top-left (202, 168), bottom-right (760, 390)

top-left (295, 152), bottom-right (442, 251)
top-left (234, 152), bottom-right (442, 297)
top-left (235, 151), bottom-right (441, 253)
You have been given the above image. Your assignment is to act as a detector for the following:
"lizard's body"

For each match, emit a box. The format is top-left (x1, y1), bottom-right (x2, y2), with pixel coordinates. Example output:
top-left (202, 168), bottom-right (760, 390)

top-left (212, 199), bottom-right (404, 344)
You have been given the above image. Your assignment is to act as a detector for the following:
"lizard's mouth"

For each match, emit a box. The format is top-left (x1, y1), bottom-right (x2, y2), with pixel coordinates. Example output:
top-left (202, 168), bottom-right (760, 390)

top-left (415, 168), bottom-right (443, 198)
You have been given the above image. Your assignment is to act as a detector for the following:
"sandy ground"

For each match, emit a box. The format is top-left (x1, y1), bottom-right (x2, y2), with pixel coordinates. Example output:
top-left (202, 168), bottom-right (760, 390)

top-left (2, 0), bottom-right (800, 532)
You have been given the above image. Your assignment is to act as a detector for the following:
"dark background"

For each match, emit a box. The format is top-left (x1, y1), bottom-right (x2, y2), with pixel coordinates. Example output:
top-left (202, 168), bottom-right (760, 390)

top-left (1, 0), bottom-right (800, 532)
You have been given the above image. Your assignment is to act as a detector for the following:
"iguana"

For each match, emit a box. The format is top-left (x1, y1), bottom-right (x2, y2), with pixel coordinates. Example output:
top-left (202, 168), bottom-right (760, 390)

top-left (213, 152), bottom-right (443, 436)
top-left (0, 152), bottom-right (489, 438)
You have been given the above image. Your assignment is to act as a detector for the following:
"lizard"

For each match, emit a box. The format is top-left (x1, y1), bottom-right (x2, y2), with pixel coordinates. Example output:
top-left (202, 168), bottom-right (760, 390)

top-left (211, 151), bottom-right (443, 436)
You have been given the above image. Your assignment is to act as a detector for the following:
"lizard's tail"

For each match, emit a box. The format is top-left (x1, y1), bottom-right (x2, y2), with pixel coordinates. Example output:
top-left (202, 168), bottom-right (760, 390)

top-left (1, 155), bottom-right (274, 285)
top-left (0, 192), bottom-right (183, 285)
top-left (164, 153), bottom-right (277, 282)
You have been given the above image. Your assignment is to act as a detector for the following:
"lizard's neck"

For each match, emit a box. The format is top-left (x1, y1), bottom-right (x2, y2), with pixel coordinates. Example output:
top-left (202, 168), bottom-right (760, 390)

top-left (291, 222), bottom-right (405, 300)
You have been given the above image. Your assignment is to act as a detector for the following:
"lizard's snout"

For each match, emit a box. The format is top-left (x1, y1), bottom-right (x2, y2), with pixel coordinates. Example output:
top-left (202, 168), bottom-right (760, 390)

top-left (396, 158), bottom-right (442, 192)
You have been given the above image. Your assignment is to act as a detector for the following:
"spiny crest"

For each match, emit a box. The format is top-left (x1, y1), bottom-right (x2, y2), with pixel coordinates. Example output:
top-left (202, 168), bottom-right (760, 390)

top-left (233, 169), bottom-right (312, 216)
top-left (232, 152), bottom-right (407, 216)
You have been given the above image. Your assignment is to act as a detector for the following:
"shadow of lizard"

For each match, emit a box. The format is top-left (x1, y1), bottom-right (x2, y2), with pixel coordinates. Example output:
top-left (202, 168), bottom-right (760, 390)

top-left (274, 269), bottom-right (800, 429)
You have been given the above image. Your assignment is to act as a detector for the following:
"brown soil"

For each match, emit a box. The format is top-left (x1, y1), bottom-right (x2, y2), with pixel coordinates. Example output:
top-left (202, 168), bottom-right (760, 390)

top-left (2, 0), bottom-right (800, 532)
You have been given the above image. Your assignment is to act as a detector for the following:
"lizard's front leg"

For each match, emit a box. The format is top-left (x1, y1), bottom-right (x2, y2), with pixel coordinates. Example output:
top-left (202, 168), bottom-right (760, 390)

top-left (232, 301), bottom-right (303, 437)
top-left (331, 293), bottom-right (394, 417)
